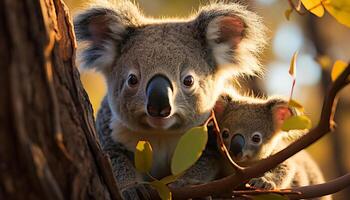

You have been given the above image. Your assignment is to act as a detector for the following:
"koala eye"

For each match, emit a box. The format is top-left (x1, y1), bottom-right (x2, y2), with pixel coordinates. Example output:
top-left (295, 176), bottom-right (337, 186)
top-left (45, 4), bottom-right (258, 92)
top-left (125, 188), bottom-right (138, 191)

top-left (251, 132), bottom-right (262, 145)
top-left (183, 75), bottom-right (194, 87)
top-left (127, 74), bottom-right (138, 87)
top-left (221, 129), bottom-right (230, 139)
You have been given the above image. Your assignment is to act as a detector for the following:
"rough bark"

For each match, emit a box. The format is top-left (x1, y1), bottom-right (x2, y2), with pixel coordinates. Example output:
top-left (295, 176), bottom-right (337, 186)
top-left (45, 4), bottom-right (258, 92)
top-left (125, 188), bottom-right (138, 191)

top-left (0, 0), bottom-right (121, 199)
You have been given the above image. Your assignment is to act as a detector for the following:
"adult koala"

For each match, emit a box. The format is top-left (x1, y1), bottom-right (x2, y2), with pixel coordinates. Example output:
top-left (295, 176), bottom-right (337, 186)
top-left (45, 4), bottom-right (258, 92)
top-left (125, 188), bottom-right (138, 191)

top-left (74, 0), bottom-right (266, 199)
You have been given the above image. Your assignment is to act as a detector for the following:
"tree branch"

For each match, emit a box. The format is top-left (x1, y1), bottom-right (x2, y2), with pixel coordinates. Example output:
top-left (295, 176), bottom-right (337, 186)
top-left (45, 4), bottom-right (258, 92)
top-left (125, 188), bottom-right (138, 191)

top-left (230, 173), bottom-right (350, 199)
top-left (287, 173), bottom-right (350, 199)
top-left (232, 189), bottom-right (301, 197)
top-left (171, 63), bottom-right (350, 199)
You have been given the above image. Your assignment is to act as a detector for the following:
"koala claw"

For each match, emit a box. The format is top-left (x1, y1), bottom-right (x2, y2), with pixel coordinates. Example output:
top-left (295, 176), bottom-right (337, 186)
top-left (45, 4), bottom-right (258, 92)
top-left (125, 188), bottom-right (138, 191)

top-left (248, 177), bottom-right (276, 190)
top-left (121, 184), bottom-right (153, 200)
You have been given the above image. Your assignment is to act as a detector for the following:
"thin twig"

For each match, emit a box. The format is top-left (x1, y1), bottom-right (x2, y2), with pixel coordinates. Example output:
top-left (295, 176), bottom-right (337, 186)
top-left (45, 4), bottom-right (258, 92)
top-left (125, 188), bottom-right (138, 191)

top-left (233, 189), bottom-right (301, 196)
top-left (203, 114), bottom-right (213, 127)
top-left (287, 0), bottom-right (306, 15)
top-left (210, 110), bottom-right (244, 172)
top-left (289, 79), bottom-right (296, 101)
top-left (329, 96), bottom-right (339, 132)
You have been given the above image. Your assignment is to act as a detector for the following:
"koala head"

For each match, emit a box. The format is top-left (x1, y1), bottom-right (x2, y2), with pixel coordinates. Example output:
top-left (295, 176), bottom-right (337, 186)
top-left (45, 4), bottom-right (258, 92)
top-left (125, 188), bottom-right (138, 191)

top-left (74, 1), bottom-right (266, 135)
top-left (214, 95), bottom-right (295, 165)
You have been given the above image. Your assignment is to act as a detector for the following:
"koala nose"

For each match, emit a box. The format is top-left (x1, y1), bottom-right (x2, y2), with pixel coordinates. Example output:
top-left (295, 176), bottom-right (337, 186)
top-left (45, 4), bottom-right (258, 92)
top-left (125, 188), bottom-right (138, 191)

top-left (146, 75), bottom-right (173, 118)
top-left (230, 134), bottom-right (245, 157)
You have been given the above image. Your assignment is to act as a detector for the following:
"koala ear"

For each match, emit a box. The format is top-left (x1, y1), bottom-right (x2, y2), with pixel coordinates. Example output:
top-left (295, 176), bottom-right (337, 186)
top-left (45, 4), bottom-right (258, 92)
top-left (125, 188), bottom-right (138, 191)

top-left (74, 1), bottom-right (142, 71)
top-left (268, 98), bottom-right (295, 130)
top-left (213, 98), bottom-right (226, 118)
top-left (194, 3), bottom-right (266, 76)
top-left (213, 94), bottom-right (233, 119)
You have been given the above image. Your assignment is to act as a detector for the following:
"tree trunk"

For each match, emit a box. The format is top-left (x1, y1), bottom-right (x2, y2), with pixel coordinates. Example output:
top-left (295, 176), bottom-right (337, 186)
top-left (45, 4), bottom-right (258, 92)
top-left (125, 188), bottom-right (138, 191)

top-left (0, 0), bottom-right (122, 199)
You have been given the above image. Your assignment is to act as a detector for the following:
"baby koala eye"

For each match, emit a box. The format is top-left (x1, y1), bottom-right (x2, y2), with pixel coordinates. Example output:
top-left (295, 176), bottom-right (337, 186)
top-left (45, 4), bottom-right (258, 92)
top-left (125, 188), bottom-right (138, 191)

top-left (251, 132), bottom-right (262, 145)
top-left (127, 74), bottom-right (138, 87)
top-left (183, 75), bottom-right (194, 87)
top-left (221, 129), bottom-right (230, 139)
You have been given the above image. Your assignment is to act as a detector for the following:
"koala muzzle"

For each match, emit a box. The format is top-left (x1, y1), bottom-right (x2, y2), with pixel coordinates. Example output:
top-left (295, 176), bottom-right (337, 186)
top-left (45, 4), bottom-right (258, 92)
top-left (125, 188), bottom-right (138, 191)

top-left (230, 134), bottom-right (245, 157)
top-left (146, 75), bottom-right (173, 118)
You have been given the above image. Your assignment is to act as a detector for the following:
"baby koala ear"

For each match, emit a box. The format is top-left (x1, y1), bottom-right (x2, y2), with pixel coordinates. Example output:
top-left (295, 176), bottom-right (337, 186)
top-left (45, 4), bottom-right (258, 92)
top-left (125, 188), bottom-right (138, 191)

top-left (214, 99), bottom-right (226, 118)
top-left (213, 94), bottom-right (233, 119)
top-left (268, 98), bottom-right (295, 130)
top-left (193, 3), bottom-right (266, 76)
top-left (74, 1), bottom-right (142, 72)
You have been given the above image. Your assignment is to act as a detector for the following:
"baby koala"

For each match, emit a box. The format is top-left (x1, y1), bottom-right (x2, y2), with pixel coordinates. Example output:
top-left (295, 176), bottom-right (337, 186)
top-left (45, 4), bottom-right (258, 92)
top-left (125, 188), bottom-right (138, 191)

top-left (214, 94), bottom-right (330, 197)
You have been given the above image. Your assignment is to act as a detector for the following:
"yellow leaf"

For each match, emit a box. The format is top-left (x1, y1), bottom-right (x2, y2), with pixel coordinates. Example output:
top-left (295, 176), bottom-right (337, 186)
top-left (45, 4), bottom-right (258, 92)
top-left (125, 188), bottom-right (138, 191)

top-left (150, 181), bottom-right (172, 200)
top-left (301, 0), bottom-right (325, 17)
top-left (160, 174), bottom-right (181, 185)
top-left (289, 99), bottom-right (305, 113)
top-left (324, 0), bottom-right (350, 28)
top-left (135, 141), bottom-right (153, 173)
top-left (251, 193), bottom-right (288, 200)
top-left (284, 8), bottom-right (293, 20)
top-left (316, 55), bottom-right (332, 70)
top-left (171, 126), bottom-right (208, 175)
top-left (289, 51), bottom-right (298, 78)
top-left (281, 115), bottom-right (312, 131)
top-left (331, 60), bottom-right (347, 81)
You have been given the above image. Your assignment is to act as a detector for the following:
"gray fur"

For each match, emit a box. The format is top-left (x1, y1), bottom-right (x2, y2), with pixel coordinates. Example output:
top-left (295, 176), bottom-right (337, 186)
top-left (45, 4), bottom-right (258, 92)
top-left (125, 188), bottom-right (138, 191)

top-left (74, 1), bottom-right (142, 70)
top-left (75, 1), bottom-right (267, 199)
top-left (216, 94), bottom-right (332, 200)
top-left (96, 98), bottom-right (136, 184)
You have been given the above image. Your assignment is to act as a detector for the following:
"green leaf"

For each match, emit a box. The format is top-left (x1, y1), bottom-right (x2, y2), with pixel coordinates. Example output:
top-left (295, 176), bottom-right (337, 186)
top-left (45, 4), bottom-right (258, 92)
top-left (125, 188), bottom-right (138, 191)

top-left (301, 0), bottom-right (325, 17)
top-left (150, 181), bottom-right (172, 200)
top-left (289, 99), bottom-right (304, 113)
top-left (324, 0), bottom-right (350, 28)
top-left (251, 193), bottom-right (288, 200)
top-left (135, 141), bottom-right (153, 173)
top-left (171, 126), bottom-right (208, 175)
top-left (160, 174), bottom-right (181, 185)
top-left (331, 60), bottom-right (347, 81)
top-left (281, 115), bottom-right (312, 131)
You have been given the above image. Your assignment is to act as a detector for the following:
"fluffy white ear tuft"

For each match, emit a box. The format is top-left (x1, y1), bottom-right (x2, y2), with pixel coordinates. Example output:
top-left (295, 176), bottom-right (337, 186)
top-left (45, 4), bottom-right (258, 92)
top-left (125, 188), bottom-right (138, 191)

top-left (207, 16), bottom-right (244, 66)
top-left (74, 1), bottom-right (143, 72)
top-left (196, 3), bottom-right (267, 76)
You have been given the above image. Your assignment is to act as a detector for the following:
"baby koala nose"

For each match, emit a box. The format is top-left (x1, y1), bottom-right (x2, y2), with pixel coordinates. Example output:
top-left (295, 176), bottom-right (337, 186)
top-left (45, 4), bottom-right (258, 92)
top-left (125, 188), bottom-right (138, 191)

top-left (230, 134), bottom-right (245, 157)
top-left (147, 104), bottom-right (171, 118)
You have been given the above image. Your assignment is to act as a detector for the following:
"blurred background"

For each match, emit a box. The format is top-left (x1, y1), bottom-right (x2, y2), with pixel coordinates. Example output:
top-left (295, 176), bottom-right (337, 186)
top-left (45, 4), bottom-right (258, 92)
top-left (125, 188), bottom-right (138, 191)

top-left (65, 0), bottom-right (350, 199)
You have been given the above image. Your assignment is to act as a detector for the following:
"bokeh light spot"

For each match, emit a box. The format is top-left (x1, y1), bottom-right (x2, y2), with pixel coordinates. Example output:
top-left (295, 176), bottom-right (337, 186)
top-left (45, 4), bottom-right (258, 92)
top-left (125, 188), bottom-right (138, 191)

top-left (273, 23), bottom-right (303, 61)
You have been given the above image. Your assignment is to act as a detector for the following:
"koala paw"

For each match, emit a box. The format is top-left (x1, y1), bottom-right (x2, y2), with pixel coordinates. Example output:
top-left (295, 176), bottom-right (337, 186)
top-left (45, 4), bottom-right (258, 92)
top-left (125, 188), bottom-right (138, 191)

top-left (248, 177), bottom-right (276, 190)
top-left (121, 184), bottom-right (153, 200)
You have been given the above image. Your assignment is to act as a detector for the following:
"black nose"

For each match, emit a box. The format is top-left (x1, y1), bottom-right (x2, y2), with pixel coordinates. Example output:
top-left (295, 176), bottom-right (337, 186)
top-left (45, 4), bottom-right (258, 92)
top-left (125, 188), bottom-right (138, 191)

top-left (146, 75), bottom-right (173, 118)
top-left (230, 134), bottom-right (245, 157)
